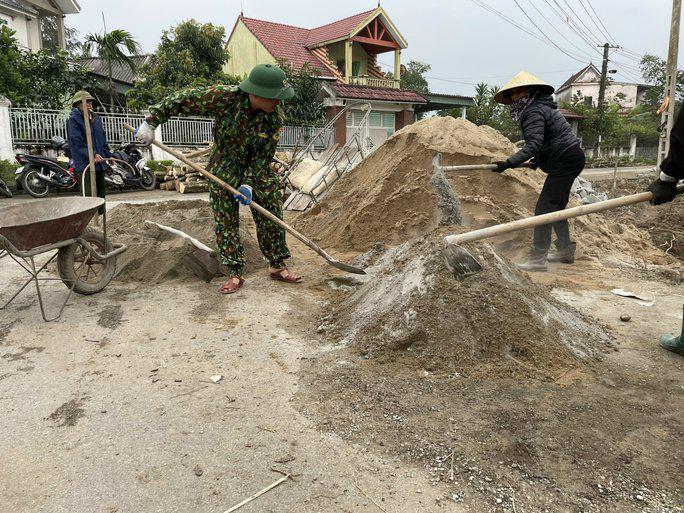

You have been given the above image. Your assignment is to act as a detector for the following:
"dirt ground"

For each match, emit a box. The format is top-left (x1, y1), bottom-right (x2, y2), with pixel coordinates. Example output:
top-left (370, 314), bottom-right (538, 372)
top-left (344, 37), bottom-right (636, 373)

top-left (1, 178), bottom-right (683, 512)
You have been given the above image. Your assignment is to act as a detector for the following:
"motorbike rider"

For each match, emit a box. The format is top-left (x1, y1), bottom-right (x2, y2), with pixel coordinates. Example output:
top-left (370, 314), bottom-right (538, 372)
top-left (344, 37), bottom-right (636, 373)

top-left (66, 90), bottom-right (110, 213)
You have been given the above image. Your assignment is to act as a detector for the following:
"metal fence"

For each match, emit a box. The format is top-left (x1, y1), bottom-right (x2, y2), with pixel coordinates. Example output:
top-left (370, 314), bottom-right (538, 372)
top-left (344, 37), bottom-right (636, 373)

top-left (9, 108), bottom-right (333, 150)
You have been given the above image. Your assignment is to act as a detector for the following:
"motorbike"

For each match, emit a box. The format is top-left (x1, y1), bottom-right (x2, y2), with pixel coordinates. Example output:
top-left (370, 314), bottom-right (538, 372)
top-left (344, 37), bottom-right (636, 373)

top-left (15, 138), bottom-right (155, 198)
top-left (15, 136), bottom-right (78, 198)
top-left (0, 178), bottom-right (12, 198)
top-left (108, 141), bottom-right (156, 191)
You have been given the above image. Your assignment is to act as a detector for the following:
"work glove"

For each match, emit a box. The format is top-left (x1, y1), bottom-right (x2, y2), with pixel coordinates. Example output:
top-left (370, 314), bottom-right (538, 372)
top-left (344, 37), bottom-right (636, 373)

top-left (134, 120), bottom-right (155, 147)
top-left (233, 184), bottom-right (253, 206)
top-left (528, 157), bottom-right (538, 170)
top-left (492, 160), bottom-right (513, 174)
top-left (647, 177), bottom-right (678, 205)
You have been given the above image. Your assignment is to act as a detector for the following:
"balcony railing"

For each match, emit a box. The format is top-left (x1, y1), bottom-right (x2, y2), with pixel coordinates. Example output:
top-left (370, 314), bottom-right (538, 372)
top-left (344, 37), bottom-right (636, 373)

top-left (348, 76), bottom-right (400, 89)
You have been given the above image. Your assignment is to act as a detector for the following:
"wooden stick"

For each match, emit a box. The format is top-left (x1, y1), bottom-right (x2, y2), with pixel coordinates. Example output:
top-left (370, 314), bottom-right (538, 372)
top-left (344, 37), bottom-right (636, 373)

top-left (222, 474), bottom-right (291, 513)
top-left (354, 482), bottom-right (388, 513)
top-left (184, 145), bottom-right (213, 159)
top-left (123, 123), bottom-right (364, 275)
top-left (438, 163), bottom-right (533, 172)
top-left (444, 184), bottom-right (684, 246)
top-left (82, 98), bottom-right (99, 226)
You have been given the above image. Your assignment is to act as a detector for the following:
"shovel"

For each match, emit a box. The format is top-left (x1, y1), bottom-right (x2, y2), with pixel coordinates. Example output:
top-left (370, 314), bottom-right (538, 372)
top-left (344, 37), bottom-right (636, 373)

top-left (443, 183), bottom-right (684, 276)
top-left (123, 123), bottom-right (365, 275)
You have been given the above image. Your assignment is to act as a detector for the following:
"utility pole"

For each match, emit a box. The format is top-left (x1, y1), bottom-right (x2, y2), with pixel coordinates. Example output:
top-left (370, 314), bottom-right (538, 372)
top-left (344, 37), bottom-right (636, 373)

top-left (657, 0), bottom-right (682, 167)
top-left (598, 43), bottom-right (619, 108)
top-left (597, 43), bottom-right (619, 157)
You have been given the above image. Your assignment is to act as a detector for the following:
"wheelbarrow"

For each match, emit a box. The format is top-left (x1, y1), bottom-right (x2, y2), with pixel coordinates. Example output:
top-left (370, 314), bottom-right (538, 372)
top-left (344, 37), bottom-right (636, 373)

top-left (0, 197), bottom-right (127, 322)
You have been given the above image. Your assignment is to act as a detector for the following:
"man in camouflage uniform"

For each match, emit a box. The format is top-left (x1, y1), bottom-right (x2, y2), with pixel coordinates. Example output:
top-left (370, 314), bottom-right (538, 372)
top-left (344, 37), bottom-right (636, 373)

top-left (135, 64), bottom-right (301, 294)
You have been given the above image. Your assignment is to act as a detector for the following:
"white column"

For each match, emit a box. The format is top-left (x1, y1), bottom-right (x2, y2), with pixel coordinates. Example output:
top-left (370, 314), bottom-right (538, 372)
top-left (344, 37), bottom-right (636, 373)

top-left (629, 133), bottom-right (637, 161)
top-left (0, 96), bottom-right (14, 161)
top-left (151, 125), bottom-right (166, 161)
top-left (460, 107), bottom-right (467, 119)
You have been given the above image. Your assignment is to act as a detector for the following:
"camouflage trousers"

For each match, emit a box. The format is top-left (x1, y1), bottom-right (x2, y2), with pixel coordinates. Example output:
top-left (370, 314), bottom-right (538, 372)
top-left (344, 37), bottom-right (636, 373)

top-left (209, 165), bottom-right (290, 275)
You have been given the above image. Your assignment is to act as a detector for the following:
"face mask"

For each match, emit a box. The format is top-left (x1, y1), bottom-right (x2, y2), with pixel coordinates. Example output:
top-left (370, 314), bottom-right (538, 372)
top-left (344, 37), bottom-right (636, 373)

top-left (509, 93), bottom-right (536, 122)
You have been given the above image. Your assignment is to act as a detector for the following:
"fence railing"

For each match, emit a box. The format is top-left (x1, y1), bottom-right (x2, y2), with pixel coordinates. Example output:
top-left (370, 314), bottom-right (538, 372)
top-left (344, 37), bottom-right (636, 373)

top-left (9, 108), bottom-right (333, 150)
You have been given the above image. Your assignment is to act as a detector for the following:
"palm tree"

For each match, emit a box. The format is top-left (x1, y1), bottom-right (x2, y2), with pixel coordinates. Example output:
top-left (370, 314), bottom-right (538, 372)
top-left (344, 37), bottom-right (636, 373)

top-left (84, 29), bottom-right (141, 108)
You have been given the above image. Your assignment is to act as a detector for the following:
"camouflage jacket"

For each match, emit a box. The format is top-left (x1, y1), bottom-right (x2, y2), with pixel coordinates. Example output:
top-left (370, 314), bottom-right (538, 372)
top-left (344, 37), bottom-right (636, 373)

top-left (147, 85), bottom-right (283, 179)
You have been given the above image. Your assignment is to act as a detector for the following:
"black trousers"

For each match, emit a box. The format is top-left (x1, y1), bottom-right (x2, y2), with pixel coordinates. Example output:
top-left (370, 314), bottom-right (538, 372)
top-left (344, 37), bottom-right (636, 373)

top-left (534, 145), bottom-right (586, 251)
top-left (77, 166), bottom-right (107, 215)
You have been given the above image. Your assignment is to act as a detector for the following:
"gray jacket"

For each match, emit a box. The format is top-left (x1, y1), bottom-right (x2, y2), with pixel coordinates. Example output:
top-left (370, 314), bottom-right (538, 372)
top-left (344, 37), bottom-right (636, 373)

top-left (508, 95), bottom-right (581, 172)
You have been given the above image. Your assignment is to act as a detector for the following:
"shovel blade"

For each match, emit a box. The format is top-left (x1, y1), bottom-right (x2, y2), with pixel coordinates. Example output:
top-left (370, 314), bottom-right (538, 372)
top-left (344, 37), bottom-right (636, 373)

top-left (329, 259), bottom-right (366, 275)
top-left (444, 243), bottom-right (483, 278)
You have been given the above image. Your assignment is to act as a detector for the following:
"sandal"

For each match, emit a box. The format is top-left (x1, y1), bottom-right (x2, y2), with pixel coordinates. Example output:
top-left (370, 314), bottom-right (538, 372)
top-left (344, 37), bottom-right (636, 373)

top-left (269, 268), bottom-right (302, 284)
top-left (219, 276), bottom-right (245, 294)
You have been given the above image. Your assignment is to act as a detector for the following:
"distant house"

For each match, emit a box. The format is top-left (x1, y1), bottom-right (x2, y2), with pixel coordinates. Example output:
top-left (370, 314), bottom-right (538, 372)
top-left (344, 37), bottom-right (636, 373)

top-left (225, 7), bottom-right (472, 147)
top-left (555, 64), bottom-right (648, 109)
top-left (77, 55), bottom-right (151, 109)
top-left (0, 0), bottom-right (80, 52)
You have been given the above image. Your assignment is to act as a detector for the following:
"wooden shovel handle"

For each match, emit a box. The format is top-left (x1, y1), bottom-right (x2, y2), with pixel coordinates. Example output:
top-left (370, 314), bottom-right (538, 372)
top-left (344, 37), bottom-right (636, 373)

top-left (122, 123), bottom-right (336, 261)
top-left (444, 183), bottom-right (684, 246)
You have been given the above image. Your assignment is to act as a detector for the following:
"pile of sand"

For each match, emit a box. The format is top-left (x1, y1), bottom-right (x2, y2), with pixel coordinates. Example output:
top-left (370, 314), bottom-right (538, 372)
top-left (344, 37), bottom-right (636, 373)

top-left (107, 200), bottom-right (266, 283)
top-left (296, 116), bottom-right (673, 266)
top-left (324, 233), bottom-right (612, 379)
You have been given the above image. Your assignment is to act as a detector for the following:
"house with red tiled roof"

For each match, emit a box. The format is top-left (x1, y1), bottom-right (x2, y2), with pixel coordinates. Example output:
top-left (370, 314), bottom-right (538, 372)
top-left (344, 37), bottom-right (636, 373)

top-left (225, 6), bottom-right (430, 148)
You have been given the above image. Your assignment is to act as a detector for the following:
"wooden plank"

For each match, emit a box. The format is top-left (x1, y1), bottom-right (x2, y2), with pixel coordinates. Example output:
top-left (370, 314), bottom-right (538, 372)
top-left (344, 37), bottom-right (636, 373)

top-left (351, 35), bottom-right (399, 48)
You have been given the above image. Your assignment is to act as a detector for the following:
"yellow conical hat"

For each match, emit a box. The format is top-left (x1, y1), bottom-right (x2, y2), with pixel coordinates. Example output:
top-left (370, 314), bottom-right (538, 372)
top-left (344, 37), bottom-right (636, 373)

top-left (494, 71), bottom-right (555, 105)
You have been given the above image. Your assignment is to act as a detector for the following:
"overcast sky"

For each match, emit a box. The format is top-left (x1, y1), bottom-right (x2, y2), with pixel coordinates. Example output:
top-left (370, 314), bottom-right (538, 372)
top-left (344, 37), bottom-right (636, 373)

top-left (68, 0), bottom-right (680, 96)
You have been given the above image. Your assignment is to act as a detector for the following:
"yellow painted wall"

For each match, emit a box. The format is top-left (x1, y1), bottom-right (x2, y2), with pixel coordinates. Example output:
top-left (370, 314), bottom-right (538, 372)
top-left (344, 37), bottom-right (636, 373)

top-left (224, 20), bottom-right (277, 78)
top-left (327, 41), bottom-right (368, 76)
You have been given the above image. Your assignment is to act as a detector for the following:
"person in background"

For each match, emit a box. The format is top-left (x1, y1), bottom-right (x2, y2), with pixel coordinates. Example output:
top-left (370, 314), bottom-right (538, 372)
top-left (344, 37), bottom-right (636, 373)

top-left (66, 90), bottom-right (110, 214)
top-left (647, 104), bottom-right (683, 355)
top-left (491, 71), bottom-right (585, 272)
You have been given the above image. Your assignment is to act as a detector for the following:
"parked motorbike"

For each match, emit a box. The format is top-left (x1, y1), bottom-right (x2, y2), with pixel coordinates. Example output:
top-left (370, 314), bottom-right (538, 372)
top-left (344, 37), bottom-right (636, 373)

top-left (15, 136), bottom-right (77, 198)
top-left (108, 141), bottom-right (156, 191)
top-left (0, 178), bottom-right (12, 198)
top-left (15, 138), bottom-right (155, 198)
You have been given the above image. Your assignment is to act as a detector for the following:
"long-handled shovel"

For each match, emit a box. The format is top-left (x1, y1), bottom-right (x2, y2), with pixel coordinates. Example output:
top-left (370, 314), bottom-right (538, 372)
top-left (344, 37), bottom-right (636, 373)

top-left (123, 123), bottom-right (365, 275)
top-left (443, 184), bottom-right (684, 276)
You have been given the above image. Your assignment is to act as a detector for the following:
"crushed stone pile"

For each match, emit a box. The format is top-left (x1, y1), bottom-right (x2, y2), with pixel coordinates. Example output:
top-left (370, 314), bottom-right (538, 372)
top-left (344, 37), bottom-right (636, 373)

top-left (296, 116), bottom-right (672, 266)
top-left (323, 234), bottom-right (612, 379)
top-left (572, 175), bottom-right (608, 204)
top-left (107, 200), bottom-right (266, 283)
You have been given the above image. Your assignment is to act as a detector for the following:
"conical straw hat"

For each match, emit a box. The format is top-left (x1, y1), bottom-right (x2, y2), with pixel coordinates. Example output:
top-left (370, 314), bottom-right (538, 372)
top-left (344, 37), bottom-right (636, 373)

top-left (494, 71), bottom-right (555, 105)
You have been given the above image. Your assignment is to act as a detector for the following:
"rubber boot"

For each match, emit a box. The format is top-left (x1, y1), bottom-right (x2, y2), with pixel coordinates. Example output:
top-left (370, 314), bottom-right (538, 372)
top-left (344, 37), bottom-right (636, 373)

top-left (659, 304), bottom-right (684, 356)
top-left (548, 242), bottom-right (577, 264)
top-left (515, 248), bottom-right (548, 272)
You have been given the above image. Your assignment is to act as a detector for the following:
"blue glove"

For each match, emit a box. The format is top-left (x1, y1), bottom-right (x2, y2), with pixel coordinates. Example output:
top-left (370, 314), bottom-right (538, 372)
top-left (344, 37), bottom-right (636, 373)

top-left (234, 184), bottom-right (253, 205)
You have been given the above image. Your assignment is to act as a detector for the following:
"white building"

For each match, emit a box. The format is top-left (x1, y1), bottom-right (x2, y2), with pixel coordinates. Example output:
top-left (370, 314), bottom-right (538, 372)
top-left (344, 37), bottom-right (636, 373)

top-left (0, 0), bottom-right (80, 52)
top-left (555, 64), bottom-right (648, 109)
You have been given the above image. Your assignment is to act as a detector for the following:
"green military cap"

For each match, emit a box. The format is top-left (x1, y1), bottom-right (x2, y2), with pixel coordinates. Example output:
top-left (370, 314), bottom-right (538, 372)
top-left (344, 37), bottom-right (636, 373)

top-left (71, 90), bottom-right (95, 106)
top-left (239, 64), bottom-right (295, 100)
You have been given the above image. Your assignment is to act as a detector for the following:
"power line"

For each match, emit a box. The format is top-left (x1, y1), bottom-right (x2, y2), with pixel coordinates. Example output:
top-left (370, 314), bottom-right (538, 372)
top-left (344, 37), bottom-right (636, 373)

top-left (523, 0), bottom-right (596, 60)
top-left (541, 0), bottom-right (603, 54)
top-left (577, 0), bottom-right (614, 43)
top-left (560, 0), bottom-right (603, 45)
top-left (512, 0), bottom-right (588, 63)
top-left (584, 0), bottom-right (619, 44)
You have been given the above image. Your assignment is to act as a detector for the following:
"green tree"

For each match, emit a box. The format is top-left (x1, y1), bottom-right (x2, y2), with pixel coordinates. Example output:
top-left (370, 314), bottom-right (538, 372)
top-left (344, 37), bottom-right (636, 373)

top-left (0, 26), bottom-right (27, 104)
top-left (127, 20), bottom-right (238, 110)
top-left (639, 53), bottom-right (684, 108)
top-left (400, 60), bottom-right (430, 95)
top-left (84, 29), bottom-right (142, 108)
top-left (17, 50), bottom-right (98, 109)
top-left (276, 60), bottom-right (325, 126)
top-left (0, 26), bottom-right (94, 109)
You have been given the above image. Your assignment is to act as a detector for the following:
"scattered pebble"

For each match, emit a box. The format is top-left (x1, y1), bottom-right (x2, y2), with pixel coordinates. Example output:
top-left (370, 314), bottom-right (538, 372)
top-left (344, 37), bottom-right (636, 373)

top-left (620, 314), bottom-right (631, 322)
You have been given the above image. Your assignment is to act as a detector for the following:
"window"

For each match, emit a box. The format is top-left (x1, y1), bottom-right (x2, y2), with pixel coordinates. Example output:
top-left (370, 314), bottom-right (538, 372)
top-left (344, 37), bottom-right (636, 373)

top-left (584, 96), bottom-right (593, 107)
top-left (352, 61), bottom-right (361, 77)
top-left (40, 15), bottom-right (59, 51)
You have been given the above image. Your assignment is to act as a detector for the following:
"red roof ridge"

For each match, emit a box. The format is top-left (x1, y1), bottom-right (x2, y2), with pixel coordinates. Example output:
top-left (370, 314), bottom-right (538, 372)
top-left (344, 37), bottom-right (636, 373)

top-left (309, 8), bottom-right (376, 33)
top-left (240, 15), bottom-right (308, 32)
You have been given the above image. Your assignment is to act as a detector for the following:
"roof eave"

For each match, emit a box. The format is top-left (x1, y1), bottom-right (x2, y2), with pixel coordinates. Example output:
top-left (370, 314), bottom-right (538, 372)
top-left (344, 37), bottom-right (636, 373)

top-left (350, 7), bottom-right (408, 49)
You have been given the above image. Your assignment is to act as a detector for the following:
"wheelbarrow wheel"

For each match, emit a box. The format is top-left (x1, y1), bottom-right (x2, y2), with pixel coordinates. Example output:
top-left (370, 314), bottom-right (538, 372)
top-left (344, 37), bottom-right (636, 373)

top-left (57, 227), bottom-right (116, 295)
